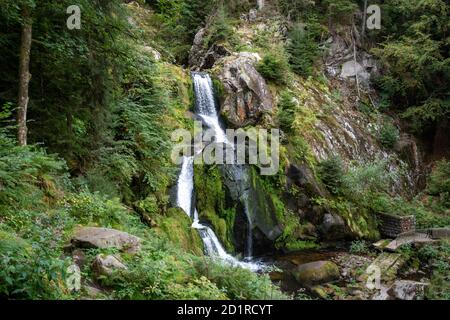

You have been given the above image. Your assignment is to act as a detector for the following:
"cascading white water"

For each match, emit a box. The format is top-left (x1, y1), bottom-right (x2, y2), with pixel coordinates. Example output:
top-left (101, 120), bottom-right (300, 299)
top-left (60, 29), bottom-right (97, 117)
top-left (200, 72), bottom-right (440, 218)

top-left (176, 156), bottom-right (260, 271)
top-left (174, 72), bottom-right (261, 271)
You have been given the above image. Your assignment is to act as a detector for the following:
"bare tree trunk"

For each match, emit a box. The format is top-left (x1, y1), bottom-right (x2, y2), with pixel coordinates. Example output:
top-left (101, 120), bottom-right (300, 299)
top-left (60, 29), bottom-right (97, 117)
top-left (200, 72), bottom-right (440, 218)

top-left (17, 8), bottom-right (32, 146)
top-left (362, 0), bottom-right (368, 37)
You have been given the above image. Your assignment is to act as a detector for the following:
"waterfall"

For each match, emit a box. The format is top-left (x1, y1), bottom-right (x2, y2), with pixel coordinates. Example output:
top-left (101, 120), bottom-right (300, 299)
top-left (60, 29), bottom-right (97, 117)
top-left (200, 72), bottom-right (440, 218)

top-left (174, 72), bottom-right (261, 271)
top-left (176, 156), bottom-right (260, 271)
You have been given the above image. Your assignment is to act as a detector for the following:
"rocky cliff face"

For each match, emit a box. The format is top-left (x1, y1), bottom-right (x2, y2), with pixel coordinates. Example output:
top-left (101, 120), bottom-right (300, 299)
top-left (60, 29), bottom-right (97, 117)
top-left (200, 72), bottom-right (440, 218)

top-left (216, 52), bottom-right (273, 127)
top-left (187, 7), bottom-right (425, 251)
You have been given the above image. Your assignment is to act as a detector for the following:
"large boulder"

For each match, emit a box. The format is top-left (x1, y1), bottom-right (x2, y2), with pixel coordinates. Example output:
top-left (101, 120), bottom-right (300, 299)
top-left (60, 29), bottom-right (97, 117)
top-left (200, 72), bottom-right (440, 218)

top-left (292, 261), bottom-right (340, 285)
top-left (320, 213), bottom-right (347, 241)
top-left (217, 53), bottom-right (273, 127)
top-left (71, 227), bottom-right (141, 253)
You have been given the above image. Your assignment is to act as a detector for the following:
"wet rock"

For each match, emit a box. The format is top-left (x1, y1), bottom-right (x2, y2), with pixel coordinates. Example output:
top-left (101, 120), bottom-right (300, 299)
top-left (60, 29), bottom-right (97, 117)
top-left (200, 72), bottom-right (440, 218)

top-left (92, 254), bottom-right (127, 278)
top-left (372, 285), bottom-right (392, 300)
top-left (71, 227), bottom-right (141, 253)
top-left (287, 164), bottom-right (327, 198)
top-left (389, 280), bottom-right (428, 300)
top-left (292, 261), bottom-right (340, 285)
top-left (220, 164), bottom-right (282, 251)
top-left (217, 53), bottom-right (273, 127)
top-left (320, 213), bottom-right (347, 241)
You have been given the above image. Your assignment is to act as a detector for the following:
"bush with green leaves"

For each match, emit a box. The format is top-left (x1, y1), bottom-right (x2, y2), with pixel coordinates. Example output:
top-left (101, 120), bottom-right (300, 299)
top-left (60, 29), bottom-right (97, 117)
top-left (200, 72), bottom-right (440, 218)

top-left (426, 160), bottom-right (450, 210)
top-left (62, 192), bottom-right (128, 228)
top-left (278, 91), bottom-right (297, 132)
top-left (349, 240), bottom-right (369, 254)
top-left (257, 53), bottom-right (289, 84)
top-left (322, 0), bottom-right (358, 24)
top-left (286, 24), bottom-right (321, 77)
top-left (379, 121), bottom-right (400, 148)
top-left (418, 242), bottom-right (450, 300)
top-left (204, 5), bottom-right (236, 48)
top-left (318, 155), bottom-right (344, 195)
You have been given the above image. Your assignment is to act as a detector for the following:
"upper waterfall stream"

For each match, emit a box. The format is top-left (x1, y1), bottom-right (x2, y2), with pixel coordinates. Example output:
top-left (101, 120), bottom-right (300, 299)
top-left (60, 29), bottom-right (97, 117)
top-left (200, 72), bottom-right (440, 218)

top-left (175, 72), bottom-right (261, 271)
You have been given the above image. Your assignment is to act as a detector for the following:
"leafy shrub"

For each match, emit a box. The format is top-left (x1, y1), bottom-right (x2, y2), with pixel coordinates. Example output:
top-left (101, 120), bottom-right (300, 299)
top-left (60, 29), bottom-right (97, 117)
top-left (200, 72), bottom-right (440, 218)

top-left (62, 192), bottom-right (127, 228)
top-left (342, 158), bottom-right (399, 201)
top-left (204, 5), bottom-right (235, 47)
top-left (286, 24), bottom-right (320, 77)
top-left (418, 242), bottom-right (450, 300)
top-left (379, 121), bottom-right (399, 148)
top-left (278, 91), bottom-right (297, 132)
top-left (349, 240), bottom-right (369, 254)
top-left (257, 53), bottom-right (289, 84)
top-left (0, 132), bottom-right (68, 211)
top-left (197, 262), bottom-right (288, 300)
top-left (427, 160), bottom-right (450, 209)
top-left (323, 0), bottom-right (358, 23)
top-left (318, 156), bottom-right (344, 195)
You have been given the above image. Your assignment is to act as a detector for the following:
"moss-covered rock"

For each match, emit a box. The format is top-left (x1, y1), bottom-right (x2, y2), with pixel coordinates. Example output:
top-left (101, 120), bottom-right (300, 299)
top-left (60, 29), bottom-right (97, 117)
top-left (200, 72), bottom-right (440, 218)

top-left (158, 208), bottom-right (204, 256)
top-left (292, 260), bottom-right (340, 286)
top-left (194, 164), bottom-right (235, 252)
top-left (247, 167), bottom-right (283, 241)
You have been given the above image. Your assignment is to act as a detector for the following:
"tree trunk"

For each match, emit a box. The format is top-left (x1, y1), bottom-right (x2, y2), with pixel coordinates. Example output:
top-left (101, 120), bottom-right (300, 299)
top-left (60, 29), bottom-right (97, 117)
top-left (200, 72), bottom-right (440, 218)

top-left (17, 8), bottom-right (32, 146)
top-left (362, 0), bottom-right (368, 37)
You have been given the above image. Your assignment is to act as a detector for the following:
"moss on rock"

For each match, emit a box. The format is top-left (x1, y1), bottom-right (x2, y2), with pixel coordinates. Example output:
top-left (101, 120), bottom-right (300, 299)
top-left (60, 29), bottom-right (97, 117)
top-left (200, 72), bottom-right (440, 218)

top-left (194, 164), bottom-right (235, 252)
top-left (158, 208), bottom-right (204, 256)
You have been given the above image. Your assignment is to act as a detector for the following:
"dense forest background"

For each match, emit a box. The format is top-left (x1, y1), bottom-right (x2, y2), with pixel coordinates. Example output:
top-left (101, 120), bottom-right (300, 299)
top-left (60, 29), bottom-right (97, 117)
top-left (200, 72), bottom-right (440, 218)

top-left (0, 0), bottom-right (448, 300)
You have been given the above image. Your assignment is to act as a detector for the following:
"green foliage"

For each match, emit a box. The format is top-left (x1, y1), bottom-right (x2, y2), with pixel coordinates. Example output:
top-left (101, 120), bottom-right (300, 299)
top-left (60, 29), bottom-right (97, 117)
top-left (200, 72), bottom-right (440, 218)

top-left (151, 0), bottom-right (216, 62)
top-left (286, 23), bottom-right (321, 77)
top-left (0, 230), bottom-right (71, 299)
top-left (158, 208), bottom-right (204, 256)
top-left (194, 164), bottom-right (235, 252)
top-left (278, 91), bottom-right (297, 132)
top-left (204, 5), bottom-right (236, 48)
top-left (62, 192), bottom-right (128, 228)
top-left (427, 160), bottom-right (450, 209)
top-left (257, 53), bottom-right (289, 84)
top-left (322, 0), bottom-right (358, 23)
top-left (418, 242), bottom-right (450, 300)
top-left (379, 121), bottom-right (400, 149)
top-left (196, 262), bottom-right (288, 300)
top-left (316, 158), bottom-right (403, 239)
top-left (278, 0), bottom-right (316, 21)
top-left (0, 131), bottom-right (68, 212)
top-left (318, 155), bottom-right (344, 195)
top-left (349, 240), bottom-right (369, 254)
top-left (372, 0), bottom-right (449, 131)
